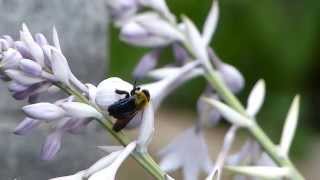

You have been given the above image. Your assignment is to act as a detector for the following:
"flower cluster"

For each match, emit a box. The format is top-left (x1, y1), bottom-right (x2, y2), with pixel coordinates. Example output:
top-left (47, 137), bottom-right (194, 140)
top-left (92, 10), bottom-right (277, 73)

top-left (0, 0), bottom-right (305, 179)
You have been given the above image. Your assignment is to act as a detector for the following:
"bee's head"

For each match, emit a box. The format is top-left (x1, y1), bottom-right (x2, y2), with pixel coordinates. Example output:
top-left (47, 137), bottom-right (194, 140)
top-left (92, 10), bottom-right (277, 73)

top-left (130, 82), bottom-right (150, 102)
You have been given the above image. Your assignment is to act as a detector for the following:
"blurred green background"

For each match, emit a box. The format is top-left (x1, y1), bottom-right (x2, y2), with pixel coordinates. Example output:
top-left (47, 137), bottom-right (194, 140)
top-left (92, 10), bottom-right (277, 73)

top-left (109, 0), bottom-right (320, 159)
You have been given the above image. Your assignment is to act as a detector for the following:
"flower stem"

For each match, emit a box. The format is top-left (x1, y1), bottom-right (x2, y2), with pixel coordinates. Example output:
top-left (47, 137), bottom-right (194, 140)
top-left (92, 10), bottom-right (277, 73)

top-left (204, 68), bottom-right (304, 180)
top-left (54, 82), bottom-right (166, 180)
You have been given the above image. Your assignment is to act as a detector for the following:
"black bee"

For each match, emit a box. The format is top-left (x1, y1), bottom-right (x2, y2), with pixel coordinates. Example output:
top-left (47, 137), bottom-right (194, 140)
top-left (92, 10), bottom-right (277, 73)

top-left (108, 82), bottom-right (150, 132)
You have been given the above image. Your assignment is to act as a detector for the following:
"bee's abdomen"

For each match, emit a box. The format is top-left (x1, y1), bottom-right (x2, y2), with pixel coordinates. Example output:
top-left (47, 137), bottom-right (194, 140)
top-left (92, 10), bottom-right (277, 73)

top-left (108, 97), bottom-right (137, 119)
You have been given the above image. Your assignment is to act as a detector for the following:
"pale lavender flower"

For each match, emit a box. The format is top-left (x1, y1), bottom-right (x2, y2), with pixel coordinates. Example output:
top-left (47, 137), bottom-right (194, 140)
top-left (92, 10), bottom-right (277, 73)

top-left (0, 24), bottom-right (79, 102)
top-left (13, 117), bottom-right (40, 135)
top-left (141, 61), bottom-right (201, 109)
top-left (172, 43), bottom-right (189, 66)
top-left (17, 99), bottom-right (103, 159)
top-left (120, 12), bottom-right (185, 47)
top-left (197, 91), bottom-right (221, 127)
top-left (133, 48), bottom-right (162, 79)
top-left (158, 127), bottom-right (213, 180)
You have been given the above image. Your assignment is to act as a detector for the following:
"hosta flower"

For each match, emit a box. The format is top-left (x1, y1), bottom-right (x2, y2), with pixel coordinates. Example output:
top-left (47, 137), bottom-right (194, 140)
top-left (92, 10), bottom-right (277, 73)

top-left (120, 12), bottom-right (185, 47)
top-left (141, 61), bottom-right (201, 109)
top-left (94, 77), bottom-right (155, 151)
top-left (133, 48), bottom-right (162, 79)
top-left (0, 24), bottom-right (83, 102)
top-left (50, 141), bottom-right (137, 180)
top-left (14, 99), bottom-right (102, 160)
top-left (197, 91), bottom-right (221, 127)
top-left (208, 49), bottom-right (245, 94)
top-left (158, 127), bottom-right (213, 180)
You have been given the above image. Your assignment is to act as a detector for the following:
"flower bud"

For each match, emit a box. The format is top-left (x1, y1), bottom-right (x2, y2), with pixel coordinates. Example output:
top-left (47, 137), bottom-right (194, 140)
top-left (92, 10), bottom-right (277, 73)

top-left (19, 59), bottom-right (42, 76)
top-left (23, 102), bottom-right (66, 121)
top-left (0, 39), bottom-right (10, 51)
top-left (120, 13), bottom-right (184, 47)
top-left (5, 69), bottom-right (44, 85)
top-left (50, 48), bottom-right (71, 84)
top-left (41, 131), bottom-right (63, 160)
top-left (133, 49), bottom-right (161, 79)
top-left (218, 63), bottom-right (244, 93)
top-left (14, 117), bottom-right (40, 135)
top-left (14, 41), bottom-right (33, 59)
top-left (1, 48), bottom-right (22, 69)
top-left (35, 33), bottom-right (49, 46)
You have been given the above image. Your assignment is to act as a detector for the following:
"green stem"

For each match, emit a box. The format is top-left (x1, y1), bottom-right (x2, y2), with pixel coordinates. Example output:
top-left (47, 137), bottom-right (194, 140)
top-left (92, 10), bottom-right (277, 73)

top-left (54, 82), bottom-right (165, 180)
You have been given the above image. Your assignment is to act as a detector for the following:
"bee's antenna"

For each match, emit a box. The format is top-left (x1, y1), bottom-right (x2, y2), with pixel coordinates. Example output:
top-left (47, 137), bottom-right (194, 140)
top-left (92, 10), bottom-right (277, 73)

top-left (133, 80), bottom-right (137, 89)
top-left (131, 80), bottom-right (138, 95)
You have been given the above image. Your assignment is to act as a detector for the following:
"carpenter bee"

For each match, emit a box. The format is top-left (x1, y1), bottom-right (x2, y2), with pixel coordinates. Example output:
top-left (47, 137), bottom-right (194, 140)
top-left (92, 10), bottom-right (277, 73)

top-left (108, 82), bottom-right (150, 132)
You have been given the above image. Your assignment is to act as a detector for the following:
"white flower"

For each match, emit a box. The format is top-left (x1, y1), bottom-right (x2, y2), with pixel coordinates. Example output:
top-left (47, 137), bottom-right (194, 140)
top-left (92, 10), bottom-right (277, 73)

top-left (50, 142), bottom-right (137, 180)
top-left (159, 127), bottom-right (213, 180)
top-left (95, 77), bottom-right (155, 150)
top-left (95, 77), bottom-right (133, 111)
top-left (88, 142), bottom-right (136, 180)
top-left (120, 12), bottom-right (184, 47)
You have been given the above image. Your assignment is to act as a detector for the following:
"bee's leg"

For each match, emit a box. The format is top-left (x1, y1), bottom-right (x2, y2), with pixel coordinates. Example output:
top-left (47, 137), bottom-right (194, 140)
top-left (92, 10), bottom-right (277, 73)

top-left (115, 89), bottom-right (130, 98)
top-left (113, 119), bottom-right (131, 132)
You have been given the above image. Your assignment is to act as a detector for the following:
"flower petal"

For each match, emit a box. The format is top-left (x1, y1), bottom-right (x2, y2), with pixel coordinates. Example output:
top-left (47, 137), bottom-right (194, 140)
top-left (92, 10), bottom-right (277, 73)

top-left (279, 95), bottom-right (300, 156)
top-left (202, 98), bottom-right (253, 127)
top-left (19, 58), bottom-right (42, 76)
top-left (50, 48), bottom-right (71, 84)
top-left (133, 49), bottom-right (161, 79)
top-left (182, 16), bottom-right (210, 67)
top-left (14, 117), bottom-right (40, 135)
top-left (41, 131), bottom-right (63, 160)
top-left (34, 33), bottom-right (48, 46)
top-left (202, 0), bottom-right (219, 45)
top-left (88, 141), bottom-right (136, 180)
top-left (246, 79), bottom-right (265, 117)
top-left (5, 69), bottom-right (44, 86)
top-left (52, 26), bottom-right (62, 51)
top-left (95, 77), bottom-right (133, 111)
top-left (84, 151), bottom-right (122, 178)
top-left (137, 104), bottom-right (154, 153)
top-left (218, 63), bottom-right (245, 94)
top-left (20, 31), bottom-right (45, 66)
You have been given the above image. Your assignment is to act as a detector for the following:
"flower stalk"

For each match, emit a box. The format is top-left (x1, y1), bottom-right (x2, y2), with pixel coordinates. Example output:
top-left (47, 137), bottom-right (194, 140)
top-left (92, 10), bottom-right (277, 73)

top-left (204, 63), bottom-right (304, 179)
top-left (54, 81), bottom-right (166, 180)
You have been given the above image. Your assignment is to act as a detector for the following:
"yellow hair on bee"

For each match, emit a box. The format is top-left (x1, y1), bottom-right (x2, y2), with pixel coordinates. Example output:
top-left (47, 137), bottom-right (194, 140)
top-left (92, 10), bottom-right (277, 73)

top-left (134, 90), bottom-right (150, 109)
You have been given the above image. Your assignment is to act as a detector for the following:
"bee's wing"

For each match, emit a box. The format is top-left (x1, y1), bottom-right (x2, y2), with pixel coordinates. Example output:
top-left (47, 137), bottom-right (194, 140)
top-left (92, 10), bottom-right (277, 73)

top-left (113, 110), bottom-right (138, 132)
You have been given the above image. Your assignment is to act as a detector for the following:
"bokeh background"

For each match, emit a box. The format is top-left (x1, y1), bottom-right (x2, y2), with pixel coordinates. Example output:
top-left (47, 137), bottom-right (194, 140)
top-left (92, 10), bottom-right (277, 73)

top-left (1, 0), bottom-right (320, 179)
